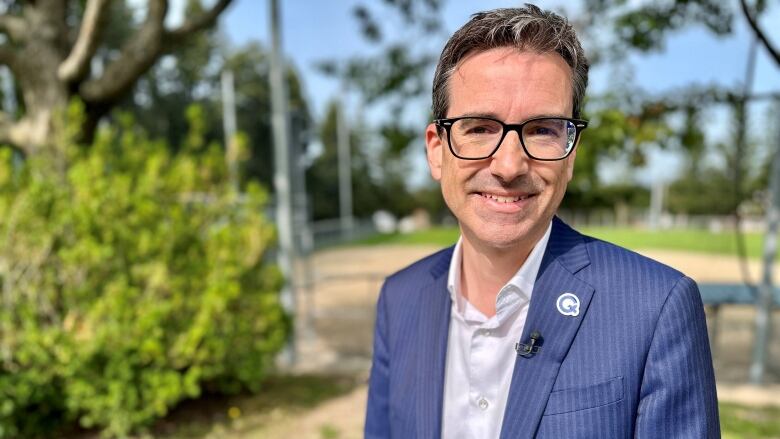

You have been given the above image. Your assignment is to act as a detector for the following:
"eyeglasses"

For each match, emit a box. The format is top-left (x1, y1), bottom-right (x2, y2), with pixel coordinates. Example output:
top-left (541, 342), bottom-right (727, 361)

top-left (434, 116), bottom-right (588, 161)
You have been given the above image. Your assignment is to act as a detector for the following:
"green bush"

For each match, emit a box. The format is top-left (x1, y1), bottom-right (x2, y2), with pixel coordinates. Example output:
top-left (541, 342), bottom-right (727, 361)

top-left (0, 103), bottom-right (289, 437)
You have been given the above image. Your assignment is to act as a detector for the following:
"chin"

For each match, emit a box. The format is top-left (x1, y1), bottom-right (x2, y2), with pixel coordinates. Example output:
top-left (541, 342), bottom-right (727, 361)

top-left (464, 220), bottom-right (536, 251)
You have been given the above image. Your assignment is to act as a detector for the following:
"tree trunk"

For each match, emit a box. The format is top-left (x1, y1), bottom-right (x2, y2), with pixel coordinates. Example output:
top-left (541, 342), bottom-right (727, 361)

top-left (13, 43), bottom-right (70, 155)
top-left (0, 0), bottom-right (234, 157)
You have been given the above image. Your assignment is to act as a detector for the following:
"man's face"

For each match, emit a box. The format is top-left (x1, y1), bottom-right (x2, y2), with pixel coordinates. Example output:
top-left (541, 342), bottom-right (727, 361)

top-left (425, 47), bottom-right (577, 252)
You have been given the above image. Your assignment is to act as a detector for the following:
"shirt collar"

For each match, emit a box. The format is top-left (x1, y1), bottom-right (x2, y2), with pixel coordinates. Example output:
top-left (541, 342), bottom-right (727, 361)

top-left (447, 221), bottom-right (553, 321)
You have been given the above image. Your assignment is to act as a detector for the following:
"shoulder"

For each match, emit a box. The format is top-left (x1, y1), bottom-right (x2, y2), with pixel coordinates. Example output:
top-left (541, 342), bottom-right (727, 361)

top-left (551, 217), bottom-right (695, 304)
top-left (374, 246), bottom-right (452, 334)
top-left (374, 246), bottom-right (452, 314)
top-left (571, 229), bottom-right (699, 309)
top-left (551, 217), bottom-right (685, 284)
top-left (381, 246), bottom-right (452, 292)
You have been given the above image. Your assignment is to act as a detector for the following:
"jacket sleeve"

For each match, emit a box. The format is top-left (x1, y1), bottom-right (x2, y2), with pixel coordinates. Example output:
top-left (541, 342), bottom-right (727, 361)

top-left (365, 282), bottom-right (391, 438)
top-left (635, 276), bottom-right (720, 438)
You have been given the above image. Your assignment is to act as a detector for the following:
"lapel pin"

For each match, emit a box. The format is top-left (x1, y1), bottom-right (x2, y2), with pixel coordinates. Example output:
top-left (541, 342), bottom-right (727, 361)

top-left (556, 292), bottom-right (580, 317)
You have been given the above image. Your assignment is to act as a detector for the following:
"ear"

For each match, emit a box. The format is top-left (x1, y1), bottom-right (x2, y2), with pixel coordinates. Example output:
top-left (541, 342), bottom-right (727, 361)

top-left (425, 123), bottom-right (444, 181)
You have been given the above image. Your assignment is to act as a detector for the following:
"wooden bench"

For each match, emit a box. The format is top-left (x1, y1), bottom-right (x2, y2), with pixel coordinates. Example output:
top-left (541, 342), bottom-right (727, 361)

top-left (699, 283), bottom-right (780, 358)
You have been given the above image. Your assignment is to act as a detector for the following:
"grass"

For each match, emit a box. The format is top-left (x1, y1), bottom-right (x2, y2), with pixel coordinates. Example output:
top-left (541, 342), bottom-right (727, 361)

top-left (720, 402), bottom-right (780, 438)
top-left (356, 226), bottom-right (461, 247)
top-left (319, 423), bottom-right (342, 438)
top-left (579, 227), bottom-right (769, 258)
top-left (355, 226), bottom-right (773, 259)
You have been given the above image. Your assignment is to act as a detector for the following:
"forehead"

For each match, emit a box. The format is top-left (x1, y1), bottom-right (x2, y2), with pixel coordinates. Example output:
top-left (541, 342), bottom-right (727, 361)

top-left (447, 47), bottom-right (573, 119)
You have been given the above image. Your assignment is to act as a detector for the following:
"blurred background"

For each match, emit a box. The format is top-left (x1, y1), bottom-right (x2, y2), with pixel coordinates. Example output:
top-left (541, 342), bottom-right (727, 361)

top-left (0, 0), bottom-right (779, 437)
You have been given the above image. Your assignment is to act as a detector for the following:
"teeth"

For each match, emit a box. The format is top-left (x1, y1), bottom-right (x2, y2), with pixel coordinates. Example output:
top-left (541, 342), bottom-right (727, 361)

top-left (482, 193), bottom-right (528, 203)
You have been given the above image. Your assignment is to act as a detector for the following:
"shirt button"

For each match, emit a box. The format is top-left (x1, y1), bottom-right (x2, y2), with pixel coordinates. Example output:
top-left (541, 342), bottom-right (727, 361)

top-left (483, 329), bottom-right (492, 336)
top-left (478, 397), bottom-right (489, 410)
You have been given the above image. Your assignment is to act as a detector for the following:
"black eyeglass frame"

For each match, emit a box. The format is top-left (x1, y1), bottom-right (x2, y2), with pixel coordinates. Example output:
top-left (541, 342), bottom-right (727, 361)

top-left (434, 116), bottom-right (589, 161)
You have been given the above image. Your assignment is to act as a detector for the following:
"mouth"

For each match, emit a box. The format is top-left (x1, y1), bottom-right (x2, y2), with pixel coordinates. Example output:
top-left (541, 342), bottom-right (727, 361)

top-left (478, 192), bottom-right (535, 203)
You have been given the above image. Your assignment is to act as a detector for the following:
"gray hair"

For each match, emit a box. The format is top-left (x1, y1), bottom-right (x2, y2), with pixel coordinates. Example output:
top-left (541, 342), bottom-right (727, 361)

top-left (432, 4), bottom-right (589, 120)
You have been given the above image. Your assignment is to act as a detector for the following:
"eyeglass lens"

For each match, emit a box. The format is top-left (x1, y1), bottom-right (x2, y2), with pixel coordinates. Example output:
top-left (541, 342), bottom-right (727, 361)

top-left (449, 117), bottom-right (576, 159)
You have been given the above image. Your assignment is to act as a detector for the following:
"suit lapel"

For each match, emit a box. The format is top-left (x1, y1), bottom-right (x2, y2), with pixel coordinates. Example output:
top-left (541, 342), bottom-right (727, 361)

top-left (500, 217), bottom-right (595, 439)
top-left (414, 249), bottom-right (452, 439)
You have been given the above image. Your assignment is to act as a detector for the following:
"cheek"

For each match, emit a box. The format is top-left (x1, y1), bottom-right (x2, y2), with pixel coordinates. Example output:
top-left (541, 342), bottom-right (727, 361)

top-left (439, 175), bottom-right (461, 215)
top-left (441, 167), bottom-right (460, 200)
top-left (536, 163), bottom-right (571, 200)
top-left (439, 162), bottom-right (471, 208)
top-left (440, 156), bottom-right (461, 186)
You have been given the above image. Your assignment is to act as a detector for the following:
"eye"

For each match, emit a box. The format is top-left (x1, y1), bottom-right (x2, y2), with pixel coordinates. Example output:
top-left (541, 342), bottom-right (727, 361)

top-left (453, 118), bottom-right (502, 137)
top-left (524, 120), bottom-right (564, 138)
top-left (533, 127), bottom-right (555, 135)
top-left (467, 124), bottom-right (498, 135)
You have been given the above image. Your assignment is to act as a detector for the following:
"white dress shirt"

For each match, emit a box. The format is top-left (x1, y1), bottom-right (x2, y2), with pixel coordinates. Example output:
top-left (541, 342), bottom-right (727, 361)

top-left (441, 222), bottom-right (552, 439)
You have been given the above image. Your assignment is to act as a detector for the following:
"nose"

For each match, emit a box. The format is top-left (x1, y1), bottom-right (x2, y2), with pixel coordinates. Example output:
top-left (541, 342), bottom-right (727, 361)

top-left (489, 129), bottom-right (530, 183)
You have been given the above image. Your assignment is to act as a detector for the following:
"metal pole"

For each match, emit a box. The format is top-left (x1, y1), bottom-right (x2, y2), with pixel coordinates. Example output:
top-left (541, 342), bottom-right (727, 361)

top-left (269, 0), bottom-right (297, 365)
top-left (649, 181), bottom-right (664, 230)
top-left (750, 99), bottom-right (780, 384)
top-left (290, 111), bottom-right (315, 339)
top-left (336, 92), bottom-right (354, 239)
top-left (221, 69), bottom-right (239, 190)
top-left (734, 37), bottom-right (759, 291)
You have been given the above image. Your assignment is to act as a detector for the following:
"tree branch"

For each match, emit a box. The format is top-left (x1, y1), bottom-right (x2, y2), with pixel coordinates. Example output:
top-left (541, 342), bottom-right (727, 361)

top-left (740, 0), bottom-right (780, 66)
top-left (0, 112), bottom-right (34, 156)
top-left (0, 15), bottom-right (27, 42)
top-left (163, 0), bottom-right (233, 48)
top-left (78, 0), bottom-right (169, 104)
top-left (57, 0), bottom-right (110, 84)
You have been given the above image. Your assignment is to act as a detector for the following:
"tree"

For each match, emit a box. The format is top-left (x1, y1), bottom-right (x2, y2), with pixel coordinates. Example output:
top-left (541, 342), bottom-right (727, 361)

top-left (561, 0), bottom-right (779, 219)
top-left (120, 40), bottom-right (311, 190)
top-left (318, 0), bottom-right (442, 115)
top-left (0, 0), bottom-right (233, 156)
top-left (740, 0), bottom-right (780, 66)
top-left (119, 0), bottom-right (224, 152)
top-left (222, 42), bottom-right (311, 188)
top-left (579, 0), bottom-right (778, 68)
top-left (307, 100), bottom-right (382, 220)
top-left (665, 101), bottom-right (770, 215)
top-left (312, 1), bottom-right (445, 220)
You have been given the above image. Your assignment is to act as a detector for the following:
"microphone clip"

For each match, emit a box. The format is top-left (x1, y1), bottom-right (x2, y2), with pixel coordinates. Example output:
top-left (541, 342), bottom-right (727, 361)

top-left (515, 330), bottom-right (543, 358)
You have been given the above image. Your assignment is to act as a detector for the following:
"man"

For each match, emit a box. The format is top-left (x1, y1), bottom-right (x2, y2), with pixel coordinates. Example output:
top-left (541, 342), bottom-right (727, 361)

top-left (364, 4), bottom-right (719, 439)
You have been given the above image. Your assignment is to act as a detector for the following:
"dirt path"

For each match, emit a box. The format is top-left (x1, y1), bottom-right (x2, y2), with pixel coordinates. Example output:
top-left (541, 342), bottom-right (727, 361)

top-left (244, 385), bottom-right (368, 439)
top-left (638, 249), bottom-right (780, 284)
top-left (276, 244), bottom-right (780, 439)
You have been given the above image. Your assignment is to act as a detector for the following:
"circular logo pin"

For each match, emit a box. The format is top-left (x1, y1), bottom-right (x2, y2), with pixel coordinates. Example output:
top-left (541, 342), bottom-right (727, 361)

top-left (556, 293), bottom-right (580, 317)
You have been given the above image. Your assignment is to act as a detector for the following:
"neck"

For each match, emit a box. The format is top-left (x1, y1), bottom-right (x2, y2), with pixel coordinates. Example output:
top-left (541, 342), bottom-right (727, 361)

top-left (458, 223), bottom-right (548, 317)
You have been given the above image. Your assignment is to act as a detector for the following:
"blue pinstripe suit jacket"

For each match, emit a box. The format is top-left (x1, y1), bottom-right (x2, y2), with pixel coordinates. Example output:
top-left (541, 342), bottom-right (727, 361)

top-left (365, 217), bottom-right (719, 438)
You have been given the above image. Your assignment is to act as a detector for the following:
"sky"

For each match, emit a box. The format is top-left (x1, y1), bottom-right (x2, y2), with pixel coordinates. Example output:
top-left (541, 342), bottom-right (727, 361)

top-left (211, 0), bottom-right (780, 187)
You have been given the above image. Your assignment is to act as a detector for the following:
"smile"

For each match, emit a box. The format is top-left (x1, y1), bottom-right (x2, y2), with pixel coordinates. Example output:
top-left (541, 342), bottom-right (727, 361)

top-left (479, 193), bottom-right (534, 203)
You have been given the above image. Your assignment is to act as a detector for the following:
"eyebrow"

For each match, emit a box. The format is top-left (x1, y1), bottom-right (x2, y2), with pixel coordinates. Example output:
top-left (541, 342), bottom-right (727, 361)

top-left (451, 112), bottom-right (571, 122)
